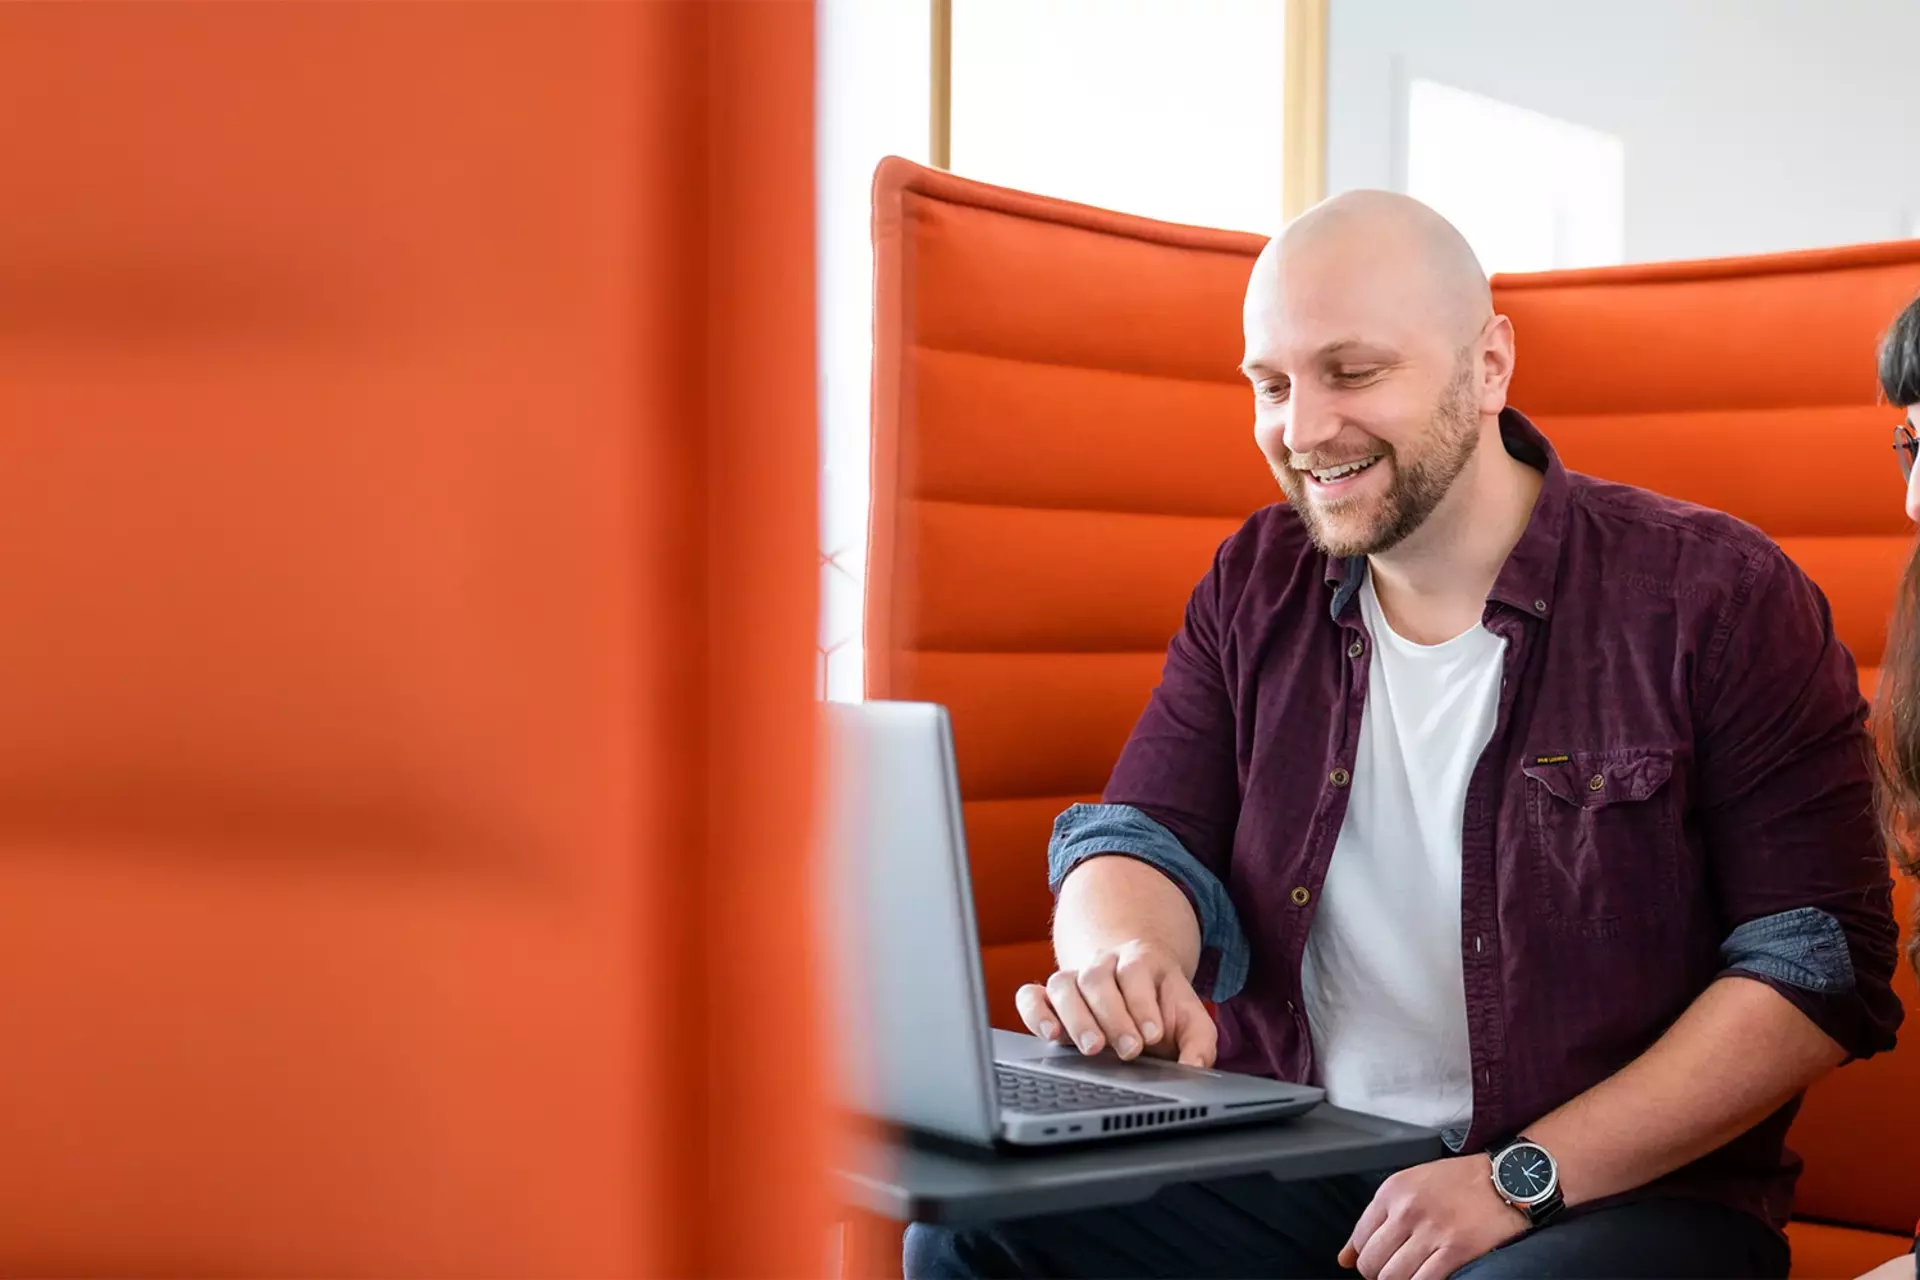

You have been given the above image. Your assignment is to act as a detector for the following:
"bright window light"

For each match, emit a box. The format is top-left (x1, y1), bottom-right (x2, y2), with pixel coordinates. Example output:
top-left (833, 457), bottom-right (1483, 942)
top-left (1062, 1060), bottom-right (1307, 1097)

top-left (1406, 78), bottom-right (1624, 276)
top-left (950, 0), bottom-right (1286, 234)
top-left (816, 0), bottom-right (931, 702)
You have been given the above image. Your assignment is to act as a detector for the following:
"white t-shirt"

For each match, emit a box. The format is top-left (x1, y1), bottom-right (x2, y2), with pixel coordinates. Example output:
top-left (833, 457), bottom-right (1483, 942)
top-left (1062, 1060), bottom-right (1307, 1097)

top-left (1298, 571), bottom-right (1506, 1131)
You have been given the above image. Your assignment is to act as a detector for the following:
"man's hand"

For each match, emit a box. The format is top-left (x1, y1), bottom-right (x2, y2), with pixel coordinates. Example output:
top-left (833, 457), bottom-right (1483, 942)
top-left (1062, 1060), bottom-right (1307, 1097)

top-left (1337, 1155), bottom-right (1528, 1280)
top-left (1014, 939), bottom-right (1217, 1066)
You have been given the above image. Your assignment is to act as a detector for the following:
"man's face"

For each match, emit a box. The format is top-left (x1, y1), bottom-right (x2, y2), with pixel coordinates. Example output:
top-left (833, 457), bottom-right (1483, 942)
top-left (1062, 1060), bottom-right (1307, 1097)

top-left (1242, 248), bottom-right (1486, 558)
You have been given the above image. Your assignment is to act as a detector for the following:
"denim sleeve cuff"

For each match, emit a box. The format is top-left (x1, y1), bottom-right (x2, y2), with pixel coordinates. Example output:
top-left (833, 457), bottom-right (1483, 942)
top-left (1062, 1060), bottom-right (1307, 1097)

top-left (1716, 904), bottom-right (1894, 1056)
top-left (1046, 802), bottom-right (1250, 1002)
top-left (1719, 906), bottom-right (1856, 995)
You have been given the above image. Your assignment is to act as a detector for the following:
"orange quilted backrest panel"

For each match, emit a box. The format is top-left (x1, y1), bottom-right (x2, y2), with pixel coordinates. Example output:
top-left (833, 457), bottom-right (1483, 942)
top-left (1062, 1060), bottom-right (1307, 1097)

top-left (1496, 243), bottom-right (1920, 692)
top-left (0, 5), bottom-right (824, 1276)
top-left (865, 159), bottom-right (1270, 1026)
top-left (1494, 244), bottom-right (1920, 1236)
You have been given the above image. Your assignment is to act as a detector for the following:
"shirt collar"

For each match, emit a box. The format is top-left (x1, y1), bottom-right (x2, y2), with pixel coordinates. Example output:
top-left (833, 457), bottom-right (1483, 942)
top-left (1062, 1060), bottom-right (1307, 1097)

top-left (1323, 407), bottom-right (1569, 622)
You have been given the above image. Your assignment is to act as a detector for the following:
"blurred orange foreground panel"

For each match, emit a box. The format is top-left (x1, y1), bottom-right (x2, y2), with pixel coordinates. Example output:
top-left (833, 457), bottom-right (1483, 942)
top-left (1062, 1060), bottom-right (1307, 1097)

top-left (0, 4), bottom-right (823, 1277)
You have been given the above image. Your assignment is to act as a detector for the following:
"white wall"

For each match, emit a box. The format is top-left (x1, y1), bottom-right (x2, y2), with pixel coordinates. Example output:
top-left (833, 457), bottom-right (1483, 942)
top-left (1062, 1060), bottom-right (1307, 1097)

top-left (950, 0), bottom-right (1286, 234)
top-left (816, 0), bottom-right (931, 700)
top-left (1328, 0), bottom-right (1920, 264)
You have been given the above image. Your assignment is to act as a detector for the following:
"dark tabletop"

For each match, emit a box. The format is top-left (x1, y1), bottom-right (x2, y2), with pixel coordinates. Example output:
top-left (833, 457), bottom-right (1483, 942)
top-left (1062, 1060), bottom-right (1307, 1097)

top-left (835, 1104), bottom-right (1447, 1225)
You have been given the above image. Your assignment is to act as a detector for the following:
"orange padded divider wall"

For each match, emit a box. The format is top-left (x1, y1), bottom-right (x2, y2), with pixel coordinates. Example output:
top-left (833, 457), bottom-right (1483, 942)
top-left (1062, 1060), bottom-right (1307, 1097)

top-left (867, 159), bottom-right (1272, 1030)
top-left (0, 5), bottom-right (823, 1277)
top-left (1495, 245), bottom-right (1920, 1276)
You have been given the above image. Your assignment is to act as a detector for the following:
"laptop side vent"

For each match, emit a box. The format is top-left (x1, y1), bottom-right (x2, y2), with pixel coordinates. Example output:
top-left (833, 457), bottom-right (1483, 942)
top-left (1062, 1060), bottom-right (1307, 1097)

top-left (1098, 1106), bottom-right (1210, 1133)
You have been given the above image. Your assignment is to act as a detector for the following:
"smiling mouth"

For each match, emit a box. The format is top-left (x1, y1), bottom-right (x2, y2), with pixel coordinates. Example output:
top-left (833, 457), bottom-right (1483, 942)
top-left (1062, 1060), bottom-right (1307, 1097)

top-left (1307, 456), bottom-right (1383, 484)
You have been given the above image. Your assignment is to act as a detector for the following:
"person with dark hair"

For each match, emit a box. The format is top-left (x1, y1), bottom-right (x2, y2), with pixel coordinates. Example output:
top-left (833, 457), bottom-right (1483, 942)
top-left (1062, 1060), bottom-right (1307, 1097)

top-left (1884, 296), bottom-right (1920, 526)
top-left (1863, 293), bottom-right (1920, 1280)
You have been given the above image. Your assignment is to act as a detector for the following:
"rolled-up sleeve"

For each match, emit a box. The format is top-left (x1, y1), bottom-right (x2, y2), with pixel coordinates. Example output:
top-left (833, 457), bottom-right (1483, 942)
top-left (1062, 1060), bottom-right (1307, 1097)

top-left (1047, 535), bottom-right (1252, 1001)
top-left (1048, 802), bottom-right (1250, 1001)
top-left (1696, 545), bottom-right (1903, 1059)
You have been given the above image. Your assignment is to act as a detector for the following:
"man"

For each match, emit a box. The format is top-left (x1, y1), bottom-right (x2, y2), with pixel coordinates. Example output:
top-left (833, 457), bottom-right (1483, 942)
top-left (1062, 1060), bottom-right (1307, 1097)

top-left (903, 192), bottom-right (1904, 1280)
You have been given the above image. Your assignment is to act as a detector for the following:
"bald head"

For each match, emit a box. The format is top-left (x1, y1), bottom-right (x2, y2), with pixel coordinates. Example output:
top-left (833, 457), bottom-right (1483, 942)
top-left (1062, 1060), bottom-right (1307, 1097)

top-left (1250, 190), bottom-right (1492, 349)
top-left (1240, 191), bottom-right (1517, 560)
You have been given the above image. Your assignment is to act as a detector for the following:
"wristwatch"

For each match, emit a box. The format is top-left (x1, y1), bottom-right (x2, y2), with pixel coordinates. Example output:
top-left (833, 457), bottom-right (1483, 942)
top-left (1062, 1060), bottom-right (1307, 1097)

top-left (1489, 1137), bottom-right (1565, 1229)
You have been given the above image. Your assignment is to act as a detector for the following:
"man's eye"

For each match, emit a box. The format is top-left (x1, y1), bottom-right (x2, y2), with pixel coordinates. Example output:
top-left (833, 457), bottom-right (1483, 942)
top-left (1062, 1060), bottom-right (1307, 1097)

top-left (1259, 381), bottom-right (1291, 402)
top-left (1333, 368), bottom-right (1379, 385)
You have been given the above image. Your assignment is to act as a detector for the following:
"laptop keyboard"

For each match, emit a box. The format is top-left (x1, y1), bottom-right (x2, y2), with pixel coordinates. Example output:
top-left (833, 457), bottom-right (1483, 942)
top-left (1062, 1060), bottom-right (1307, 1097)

top-left (994, 1062), bottom-right (1180, 1115)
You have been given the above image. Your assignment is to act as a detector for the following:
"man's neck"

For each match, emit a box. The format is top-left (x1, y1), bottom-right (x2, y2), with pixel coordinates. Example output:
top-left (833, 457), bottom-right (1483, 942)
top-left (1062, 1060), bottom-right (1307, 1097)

top-left (1366, 421), bottom-right (1544, 646)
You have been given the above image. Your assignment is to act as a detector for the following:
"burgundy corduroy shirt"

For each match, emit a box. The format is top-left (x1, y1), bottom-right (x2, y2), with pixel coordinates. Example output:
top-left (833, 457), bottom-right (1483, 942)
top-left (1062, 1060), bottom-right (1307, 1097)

top-left (1060, 409), bottom-right (1903, 1231)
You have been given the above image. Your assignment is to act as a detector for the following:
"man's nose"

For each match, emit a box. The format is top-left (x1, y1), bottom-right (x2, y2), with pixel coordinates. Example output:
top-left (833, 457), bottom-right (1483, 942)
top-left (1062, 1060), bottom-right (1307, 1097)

top-left (1282, 384), bottom-right (1341, 459)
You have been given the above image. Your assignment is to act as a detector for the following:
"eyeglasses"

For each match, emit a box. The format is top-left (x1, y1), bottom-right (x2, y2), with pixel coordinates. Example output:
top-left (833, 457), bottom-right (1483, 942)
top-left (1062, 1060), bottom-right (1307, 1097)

top-left (1898, 419), bottom-right (1919, 482)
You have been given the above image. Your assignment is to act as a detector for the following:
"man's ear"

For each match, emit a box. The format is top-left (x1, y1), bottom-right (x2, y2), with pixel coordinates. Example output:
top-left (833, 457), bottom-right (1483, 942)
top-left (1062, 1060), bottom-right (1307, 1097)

top-left (1478, 314), bottom-right (1517, 414)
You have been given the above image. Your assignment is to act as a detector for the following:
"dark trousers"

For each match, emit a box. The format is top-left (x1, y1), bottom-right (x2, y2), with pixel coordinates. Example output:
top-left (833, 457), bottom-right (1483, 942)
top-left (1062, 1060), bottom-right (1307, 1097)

top-left (902, 1171), bottom-right (1789, 1279)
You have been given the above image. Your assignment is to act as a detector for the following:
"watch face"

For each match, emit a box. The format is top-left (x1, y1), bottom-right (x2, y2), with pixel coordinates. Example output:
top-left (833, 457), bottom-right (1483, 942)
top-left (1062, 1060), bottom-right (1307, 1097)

top-left (1495, 1143), bottom-right (1556, 1204)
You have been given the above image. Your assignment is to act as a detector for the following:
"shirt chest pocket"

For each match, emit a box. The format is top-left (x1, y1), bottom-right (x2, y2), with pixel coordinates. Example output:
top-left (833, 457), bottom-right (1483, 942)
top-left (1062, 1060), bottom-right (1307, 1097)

top-left (1522, 748), bottom-right (1681, 937)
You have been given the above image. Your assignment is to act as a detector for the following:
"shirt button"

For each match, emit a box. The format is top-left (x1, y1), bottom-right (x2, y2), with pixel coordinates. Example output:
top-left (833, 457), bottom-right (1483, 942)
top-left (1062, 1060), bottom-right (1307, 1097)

top-left (1289, 886), bottom-right (1312, 906)
top-left (1329, 767), bottom-right (1351, 787)
top-left (1588, 774), bottom-right (1605, 791)
top-left (1348, 639), bottom-right (1364, 658)
top-left (1533, 599), bottom-right (1548, 613)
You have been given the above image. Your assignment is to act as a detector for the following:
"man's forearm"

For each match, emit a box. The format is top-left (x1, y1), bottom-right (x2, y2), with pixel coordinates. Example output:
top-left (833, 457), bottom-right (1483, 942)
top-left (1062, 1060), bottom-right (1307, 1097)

top-left (1524, 975), bottom-right (1846, 1206)
top-left (1053, 855), bottom-right (1202, 977)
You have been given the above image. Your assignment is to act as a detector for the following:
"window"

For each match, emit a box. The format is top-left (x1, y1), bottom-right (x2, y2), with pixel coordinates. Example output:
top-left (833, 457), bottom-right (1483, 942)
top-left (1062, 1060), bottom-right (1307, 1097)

top-left (816, 0), bottom-right (1294, 700)
top-left (951, 0), bottom-right (1287, 235)
top-left (816, 0), bottom-right (930, 701)
top-left (1405, 78), bottom-right (1624, 276)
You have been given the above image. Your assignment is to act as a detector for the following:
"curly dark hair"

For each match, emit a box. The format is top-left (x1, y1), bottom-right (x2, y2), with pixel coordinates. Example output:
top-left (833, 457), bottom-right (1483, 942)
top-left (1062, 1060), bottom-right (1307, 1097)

top-left (1870, 289), bottom-right (1920, 975)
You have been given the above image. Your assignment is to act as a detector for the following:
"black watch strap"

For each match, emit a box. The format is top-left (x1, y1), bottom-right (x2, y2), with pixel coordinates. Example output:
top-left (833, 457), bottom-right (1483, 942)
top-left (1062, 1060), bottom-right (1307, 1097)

top-left (1524, 1185), bottom-right (1565, 1229)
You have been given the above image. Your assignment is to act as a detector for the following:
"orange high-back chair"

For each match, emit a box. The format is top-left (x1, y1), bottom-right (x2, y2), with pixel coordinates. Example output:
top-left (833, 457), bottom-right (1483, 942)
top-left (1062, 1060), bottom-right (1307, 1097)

top-left (0, 6), bottom-right (824, 1277)
top-left (865, 158), bottom-right (1918, 1278)
top-left (865, 158), bottom-right (1272, 1029)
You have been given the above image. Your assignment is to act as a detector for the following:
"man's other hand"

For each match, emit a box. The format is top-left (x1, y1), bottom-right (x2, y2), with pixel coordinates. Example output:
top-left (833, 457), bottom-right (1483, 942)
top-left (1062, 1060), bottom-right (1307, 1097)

top-left (1013, 940), bottom-right (1217, 1066)
top-left (1338, 1155), bottom-right (1528, 1280)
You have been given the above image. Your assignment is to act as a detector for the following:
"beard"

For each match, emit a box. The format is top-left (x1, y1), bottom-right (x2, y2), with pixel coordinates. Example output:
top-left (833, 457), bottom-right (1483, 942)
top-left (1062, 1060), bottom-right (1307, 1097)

top-left (1274, 362), bottom-right (1482, 558)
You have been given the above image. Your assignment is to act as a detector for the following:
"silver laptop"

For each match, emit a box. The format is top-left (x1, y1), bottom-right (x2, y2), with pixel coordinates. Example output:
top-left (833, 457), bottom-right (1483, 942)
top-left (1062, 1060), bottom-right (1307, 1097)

top-left (821, 699), bottom-right (1322, 1147)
